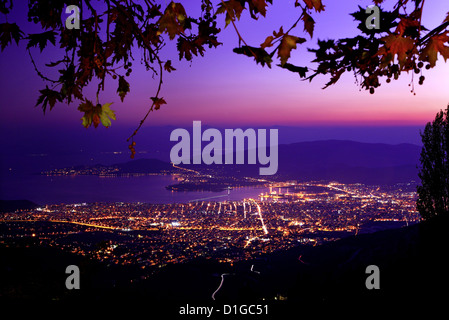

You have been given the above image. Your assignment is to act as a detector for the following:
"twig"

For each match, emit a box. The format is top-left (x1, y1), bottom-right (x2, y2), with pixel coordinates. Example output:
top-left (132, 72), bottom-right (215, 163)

top-left (219, 0), bottom-right (257, 58)
top-left (127, 59), bottom-right (163, 143)
top-left (269, 10), bottom-right (305, 57)
top-left (27, 49), bottom-right (58, 83)
top-left (109, 0), bottom-right (164, 142)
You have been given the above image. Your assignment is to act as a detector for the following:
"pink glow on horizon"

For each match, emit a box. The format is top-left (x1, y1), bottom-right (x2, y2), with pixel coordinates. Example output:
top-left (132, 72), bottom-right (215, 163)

top-left (0, 0), bottom-right (448, 128)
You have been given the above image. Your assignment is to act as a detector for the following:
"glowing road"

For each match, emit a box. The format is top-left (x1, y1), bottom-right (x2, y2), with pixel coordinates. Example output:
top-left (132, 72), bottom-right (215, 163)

top-left (212, 273), bottom-right (234, 301)
top-left (250, 199), bottom-right (268, 235)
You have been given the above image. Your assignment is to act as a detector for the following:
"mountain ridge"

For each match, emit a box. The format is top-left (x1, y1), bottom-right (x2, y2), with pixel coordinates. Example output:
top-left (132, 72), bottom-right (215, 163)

top-left (45, 140), bottom-right (421, 185)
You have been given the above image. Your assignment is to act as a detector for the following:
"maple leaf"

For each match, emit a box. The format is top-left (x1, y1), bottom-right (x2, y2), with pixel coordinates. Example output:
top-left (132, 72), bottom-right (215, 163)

top-left (302, 0), bottom-right (325, 13)
top-left (302, 11), bottom-right (315, 38)
top-left (395, 17), bottom-right (419, 36)
top-left (35, 86), bottom-right (63, 114)
top-left (78, 101), bottom-right (116, 128)
top-left (100, 102), bottom-right (116, 128)
top-left (151, 97), bottom-right (167, 110)
top-left (278, 35), bottom-right (306, 66)
top-left (158, 2), bottom-right (187, 39)
top-left (216, 0), bottom-right (244, 27)
top-left (0, 22), bottom-right (24, 51)
top-left (377, 34), bottom-right (416, 67)
top-left (251, 0), bottom-right (268, 17)
top-left (177, 37), bottom-right (205, 61)
top-left (26, 31), bottom-right (56, 52)
top-left (78, 99), bottom-right (95, 128)
top-left (420, 32), bottom-right (449, 67)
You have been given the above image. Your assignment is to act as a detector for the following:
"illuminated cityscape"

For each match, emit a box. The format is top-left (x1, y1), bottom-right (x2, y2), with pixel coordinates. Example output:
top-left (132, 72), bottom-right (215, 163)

top-left (0, 181), bottom-right (419, 277)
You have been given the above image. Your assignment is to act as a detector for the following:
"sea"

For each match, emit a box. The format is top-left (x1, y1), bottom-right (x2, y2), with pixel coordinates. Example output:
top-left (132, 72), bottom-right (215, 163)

top-left (0, 174), bottom-right (269, 205)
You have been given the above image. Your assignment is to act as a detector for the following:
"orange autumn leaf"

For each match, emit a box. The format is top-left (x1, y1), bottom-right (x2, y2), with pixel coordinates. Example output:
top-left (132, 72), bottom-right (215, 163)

top-left (378, 34), bottom-right (416, 67)
top-left (420, 32), bottom-right (449, 67)
top-left (302, 0), bottom-right (325, 13)
top-left (302, 11), bottom-right (315, 38)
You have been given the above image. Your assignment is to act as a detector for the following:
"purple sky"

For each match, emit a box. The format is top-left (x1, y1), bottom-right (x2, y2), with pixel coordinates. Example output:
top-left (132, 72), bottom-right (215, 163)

top-left (0, 1), bottom-right (448, 151)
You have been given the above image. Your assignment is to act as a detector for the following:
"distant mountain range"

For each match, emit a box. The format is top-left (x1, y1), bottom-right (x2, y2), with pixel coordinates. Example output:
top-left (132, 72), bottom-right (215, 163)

top-left (114, 158), bottom-right (179, 173)
top-left (275, 140), bottom-right (421, 184)
top-left (44, 140), bottom-right (421, 185)
top-left (180, 140), bottom-right (421, 184)
top-left (0, 200), bottom-right (39, 213)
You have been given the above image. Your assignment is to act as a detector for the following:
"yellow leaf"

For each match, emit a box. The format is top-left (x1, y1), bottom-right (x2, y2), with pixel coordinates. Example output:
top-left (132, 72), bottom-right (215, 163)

top-left (278, 35), bottom-right (306, 66)
top-left (81, 114), bottom-right (92, 128)
top-left (100, 102), bottom-right (116, 128)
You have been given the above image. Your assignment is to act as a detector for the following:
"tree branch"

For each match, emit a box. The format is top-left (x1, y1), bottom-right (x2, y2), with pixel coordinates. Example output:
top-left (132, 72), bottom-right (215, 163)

top-left (108, 0), bottom-right (164, 143)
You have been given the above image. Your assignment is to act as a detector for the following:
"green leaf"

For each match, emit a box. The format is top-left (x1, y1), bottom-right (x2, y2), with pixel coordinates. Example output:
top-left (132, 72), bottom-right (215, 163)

top-left (102, 102), bottom-right (116, 120)
top-left (100, 102), bottom-right (116, 128)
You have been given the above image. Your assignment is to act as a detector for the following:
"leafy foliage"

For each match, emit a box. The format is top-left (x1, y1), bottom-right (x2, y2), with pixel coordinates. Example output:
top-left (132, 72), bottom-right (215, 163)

top-left (417, 106), bottom-right (449, 220)
top-left (78, 100), bottom-right (116, 129)
top-left (26, 31), bottom-right (56, 52)
top-left (420, 32), bottom-right (449, 67)
top-left (0, 0), bottom-right (449, 153)
top-left (308, 1), bottom-right (449, 94)
top-left (35, 86), bottom-right (63, 114)
top-left (0, 22), bottom-right (23, 50)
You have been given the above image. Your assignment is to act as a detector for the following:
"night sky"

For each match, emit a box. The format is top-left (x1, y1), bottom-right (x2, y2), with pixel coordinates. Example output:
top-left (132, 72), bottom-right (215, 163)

top-left (0, 0), bottom-right (448, 171)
